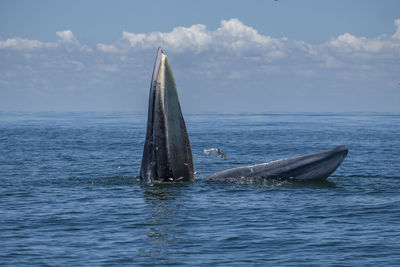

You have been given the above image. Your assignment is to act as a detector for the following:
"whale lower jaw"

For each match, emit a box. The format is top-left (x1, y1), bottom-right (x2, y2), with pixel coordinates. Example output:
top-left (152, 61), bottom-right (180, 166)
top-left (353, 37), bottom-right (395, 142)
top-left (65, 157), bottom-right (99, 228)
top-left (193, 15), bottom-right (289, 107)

top-left (293, 149), bottom-right (347, 180)
top-left (205, 145), bottom-right (348, 181)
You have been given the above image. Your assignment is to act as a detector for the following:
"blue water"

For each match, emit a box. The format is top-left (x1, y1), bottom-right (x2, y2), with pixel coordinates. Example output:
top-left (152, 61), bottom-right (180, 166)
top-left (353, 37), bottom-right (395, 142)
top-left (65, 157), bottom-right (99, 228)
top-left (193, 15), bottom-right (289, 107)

top-left (1, 112), bottom-right (400, 266)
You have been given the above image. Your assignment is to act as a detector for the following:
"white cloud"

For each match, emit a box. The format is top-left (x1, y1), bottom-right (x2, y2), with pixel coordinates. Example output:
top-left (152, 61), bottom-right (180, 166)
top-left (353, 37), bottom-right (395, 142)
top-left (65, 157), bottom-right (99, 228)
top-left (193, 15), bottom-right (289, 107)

top-left (56, 30), bottom-right (75, 42)
top-left (106, 17), bottom-right (400, 61)
top-left (393, 19), bottom-right (400, 39)
top-left (213, 18), bottom-right (278, 49)
top-left (327, 33), bottom-right (388, 53)
top-left (68, 60), bottom-right (84, 70)
top-left (0, 30), bottom-right (91, 52)
top-left (97, 43), bottom-right (119, 53)
top-left (100, 18), bottom-right (284, 55)
top-left (56, 30), bottom-right (92, 52)
top-left (120, 23), bottom-right (211, 51)
top-left (0, 37), bottom-right (57, 51)
top-left (314, 19), bottom-right (400, 70)
top-left (2, 18), bottom-right (400, 62)
top-left (325, 19), bottom-right (400, 56)
top-left (1, 18), bottom-right (400, 112)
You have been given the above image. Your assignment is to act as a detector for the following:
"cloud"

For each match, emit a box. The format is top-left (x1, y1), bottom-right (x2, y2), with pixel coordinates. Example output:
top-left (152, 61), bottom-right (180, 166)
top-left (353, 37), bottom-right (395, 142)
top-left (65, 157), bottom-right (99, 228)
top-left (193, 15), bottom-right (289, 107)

top-left (311, 19), bottom-right (400, 71)
top-left (123, 23), bottom-right (212, 52)
top-left (56, 30), bottom-right (92, 52)
top-left (56, 30), bottom-right (75, 42)
top-left (326, 33), bottom-right (396, 54)
top-left (5, 18), bottom-right (398, 65)
top-left (95, 18), bottom-right (400, 68)
top-left (0, 37), bottom-right (57, 51)
top-left (0, 30), bottom-right (91, 52)
top-left (97, 43), bottom-right (119, 53)
top-left (393, 19), bottom-right (400, 39)
top-left (68, 60), bottom-right (84, 71)
top-left (98, 18), bottom-right (284, 56)
top-left (120, 23), bottom-right (210, 51)
top-left (324, 19), bottom-right (400, 58)
top-left (214, 18), bottom-right (278, 49)
top-left (1, 18), bottom-right (400, 112)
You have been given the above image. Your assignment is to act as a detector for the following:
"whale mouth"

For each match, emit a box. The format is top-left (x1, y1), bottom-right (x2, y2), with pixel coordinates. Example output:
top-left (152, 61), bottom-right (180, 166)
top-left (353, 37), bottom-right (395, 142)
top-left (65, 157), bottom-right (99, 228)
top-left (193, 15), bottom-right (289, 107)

top-left (140, 48), bottom-right (194, 184)
top-left (294, 145), bottom-right (348, 180)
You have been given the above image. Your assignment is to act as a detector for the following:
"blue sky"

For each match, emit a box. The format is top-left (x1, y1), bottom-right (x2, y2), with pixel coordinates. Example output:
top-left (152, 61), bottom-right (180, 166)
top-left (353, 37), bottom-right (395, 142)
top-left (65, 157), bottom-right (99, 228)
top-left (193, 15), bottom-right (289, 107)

top-left (1, 0), bottom-right (400, 112)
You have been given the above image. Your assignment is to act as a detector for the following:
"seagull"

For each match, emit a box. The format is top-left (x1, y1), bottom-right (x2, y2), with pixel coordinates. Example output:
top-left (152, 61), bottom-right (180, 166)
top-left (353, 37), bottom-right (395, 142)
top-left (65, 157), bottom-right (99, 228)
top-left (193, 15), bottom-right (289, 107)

top-left (203, 148), bottom-right (229, 160)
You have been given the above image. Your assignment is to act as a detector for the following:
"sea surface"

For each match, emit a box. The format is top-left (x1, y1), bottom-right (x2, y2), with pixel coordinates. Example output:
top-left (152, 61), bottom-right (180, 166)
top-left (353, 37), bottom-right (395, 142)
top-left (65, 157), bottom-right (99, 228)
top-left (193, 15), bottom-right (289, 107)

top-left (1, 112), bottom-right (399, 266)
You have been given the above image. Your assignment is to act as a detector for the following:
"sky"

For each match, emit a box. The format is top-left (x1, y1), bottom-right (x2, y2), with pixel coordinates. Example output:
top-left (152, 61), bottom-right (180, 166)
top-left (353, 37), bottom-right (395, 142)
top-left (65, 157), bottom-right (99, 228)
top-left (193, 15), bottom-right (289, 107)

top-left (1, 0), bottom-right (399, 113)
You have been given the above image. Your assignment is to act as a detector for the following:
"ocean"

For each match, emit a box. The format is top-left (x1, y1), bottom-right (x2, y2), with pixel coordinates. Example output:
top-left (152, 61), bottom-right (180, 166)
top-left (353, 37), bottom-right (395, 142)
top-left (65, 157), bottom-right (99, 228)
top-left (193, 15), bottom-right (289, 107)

top-left (1, 112), bottom-right (399, 266)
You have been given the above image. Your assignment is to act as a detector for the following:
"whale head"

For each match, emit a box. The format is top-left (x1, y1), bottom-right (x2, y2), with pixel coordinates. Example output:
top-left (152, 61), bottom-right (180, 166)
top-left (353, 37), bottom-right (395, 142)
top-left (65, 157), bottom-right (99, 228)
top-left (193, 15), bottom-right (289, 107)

top-left (140, 48), bottom-right (194, 184)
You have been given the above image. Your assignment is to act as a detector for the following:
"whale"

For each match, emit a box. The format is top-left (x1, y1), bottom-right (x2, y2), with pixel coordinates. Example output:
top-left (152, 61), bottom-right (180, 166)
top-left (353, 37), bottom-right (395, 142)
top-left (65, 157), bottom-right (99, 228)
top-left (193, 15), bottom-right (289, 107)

top-left (205, 145), bottom-right (348, 181)
top-left (140, 48), bottom-right (348, 183)
top-left (140, 48), bottom-right (194, 183)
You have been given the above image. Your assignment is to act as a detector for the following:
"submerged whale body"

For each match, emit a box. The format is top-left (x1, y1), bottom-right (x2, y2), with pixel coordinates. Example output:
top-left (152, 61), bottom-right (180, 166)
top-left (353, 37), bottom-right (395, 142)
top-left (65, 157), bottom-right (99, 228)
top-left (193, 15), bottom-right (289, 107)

top-left (140, 48), bottom-right (348, 183)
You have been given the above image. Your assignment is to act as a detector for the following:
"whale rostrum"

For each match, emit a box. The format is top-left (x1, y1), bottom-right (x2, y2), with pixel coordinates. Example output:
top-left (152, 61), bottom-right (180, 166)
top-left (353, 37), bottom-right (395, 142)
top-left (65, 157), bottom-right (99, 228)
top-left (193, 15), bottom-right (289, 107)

top-left (140, 48), bottom-right (348, 183)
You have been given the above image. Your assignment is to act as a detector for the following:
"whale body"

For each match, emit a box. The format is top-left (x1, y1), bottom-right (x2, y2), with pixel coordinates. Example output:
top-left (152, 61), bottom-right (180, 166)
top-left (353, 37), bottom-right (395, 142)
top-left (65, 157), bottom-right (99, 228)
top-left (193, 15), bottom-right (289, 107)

top-left (205, 145), bottom-right (348, 181)
top-left (140, 48), bottom-right (347, 183)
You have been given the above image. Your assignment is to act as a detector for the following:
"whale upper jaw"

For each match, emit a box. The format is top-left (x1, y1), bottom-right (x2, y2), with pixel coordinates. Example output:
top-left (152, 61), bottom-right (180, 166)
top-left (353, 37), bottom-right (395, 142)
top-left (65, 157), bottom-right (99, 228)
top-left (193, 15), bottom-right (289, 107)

top-left (140, 48), bottom-right (194, 184)
top-left (205, 145), bottom-right (348, 181)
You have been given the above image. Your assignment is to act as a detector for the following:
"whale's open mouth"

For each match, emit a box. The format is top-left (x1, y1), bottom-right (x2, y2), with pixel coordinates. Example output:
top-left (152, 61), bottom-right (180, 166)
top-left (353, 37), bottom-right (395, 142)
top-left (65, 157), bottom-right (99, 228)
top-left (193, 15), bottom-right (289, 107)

top-left (140, 48), bottom-right (194, 183)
